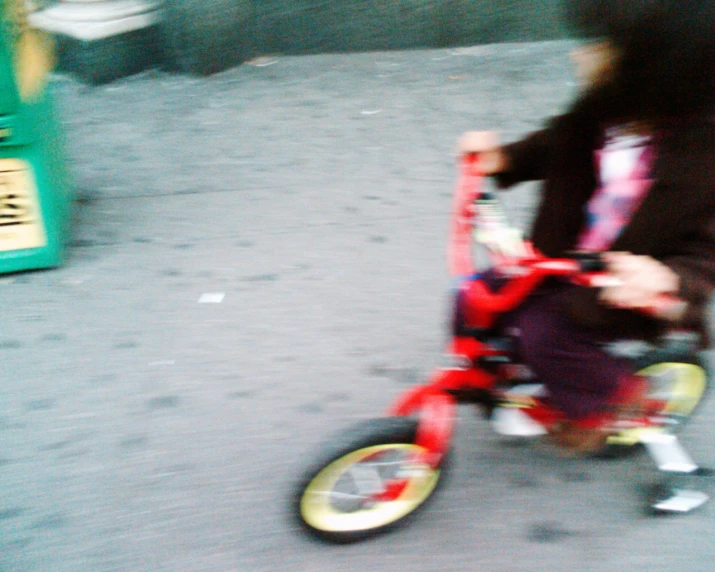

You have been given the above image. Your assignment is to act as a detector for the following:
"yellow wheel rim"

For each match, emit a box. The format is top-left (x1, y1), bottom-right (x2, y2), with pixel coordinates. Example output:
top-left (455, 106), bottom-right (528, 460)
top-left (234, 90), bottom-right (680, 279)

top-left (300, 443), bottom-right (441, 533)
top-left (607, 362), bottom-right (707, 446)
top-left (639, 362), bottom-right (707, 416)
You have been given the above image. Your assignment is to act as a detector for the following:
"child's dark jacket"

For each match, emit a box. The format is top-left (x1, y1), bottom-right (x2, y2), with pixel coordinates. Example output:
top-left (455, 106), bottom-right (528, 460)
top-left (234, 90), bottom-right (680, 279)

top-left (496, 93), bottom-right (715, 344)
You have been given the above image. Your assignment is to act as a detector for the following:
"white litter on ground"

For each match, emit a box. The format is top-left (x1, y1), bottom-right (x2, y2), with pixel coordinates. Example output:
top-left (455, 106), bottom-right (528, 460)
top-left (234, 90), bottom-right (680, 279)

top-left (198, 292), bottom-right (225, 304)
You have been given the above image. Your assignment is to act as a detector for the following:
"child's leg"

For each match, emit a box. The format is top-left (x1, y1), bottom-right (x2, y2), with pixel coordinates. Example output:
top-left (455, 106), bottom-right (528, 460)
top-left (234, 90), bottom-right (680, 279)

top-left (506, 287), bottom-right (634, 421)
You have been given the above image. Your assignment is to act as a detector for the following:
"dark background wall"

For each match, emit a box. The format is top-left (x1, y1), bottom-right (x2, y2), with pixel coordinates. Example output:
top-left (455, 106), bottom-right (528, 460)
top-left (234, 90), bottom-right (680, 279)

top-left (162, 0), bottom-right (569, 75)
top-left (253, 0), bottom-right (568, 55)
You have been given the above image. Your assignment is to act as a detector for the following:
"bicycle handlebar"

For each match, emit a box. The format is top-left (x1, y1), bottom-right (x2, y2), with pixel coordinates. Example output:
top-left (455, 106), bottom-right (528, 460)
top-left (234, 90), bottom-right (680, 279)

top-left (460, 257), bottom-right (682, 318)
top-left (452, 154), bottom-right (684, 320)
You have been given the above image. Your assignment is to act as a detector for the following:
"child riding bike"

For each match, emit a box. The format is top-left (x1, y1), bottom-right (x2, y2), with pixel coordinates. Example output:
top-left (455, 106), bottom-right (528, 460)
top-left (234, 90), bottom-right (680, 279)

top-left (458, 0), bottom-right (715, 453)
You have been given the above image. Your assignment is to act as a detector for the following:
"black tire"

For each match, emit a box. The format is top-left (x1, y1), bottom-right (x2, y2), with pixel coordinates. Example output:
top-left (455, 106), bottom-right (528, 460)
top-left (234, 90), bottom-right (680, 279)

top-left (160, 0), bottom-right (252, 75)
top-left (293, 416), bottom-right (449, 544)
top-left (599, 346), bottom-right (710, 459)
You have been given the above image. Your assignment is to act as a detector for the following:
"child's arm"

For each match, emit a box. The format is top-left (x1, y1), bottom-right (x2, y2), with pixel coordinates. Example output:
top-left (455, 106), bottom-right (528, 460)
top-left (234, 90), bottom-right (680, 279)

top-left (494, 128), bottom-right (554, 188)
top-left (457, 125), bottom-right (556, 188)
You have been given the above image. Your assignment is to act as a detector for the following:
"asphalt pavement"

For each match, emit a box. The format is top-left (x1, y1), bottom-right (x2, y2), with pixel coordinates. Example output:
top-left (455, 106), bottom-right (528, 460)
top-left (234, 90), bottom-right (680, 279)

top-left (2, 40), bottom-right (714, 572)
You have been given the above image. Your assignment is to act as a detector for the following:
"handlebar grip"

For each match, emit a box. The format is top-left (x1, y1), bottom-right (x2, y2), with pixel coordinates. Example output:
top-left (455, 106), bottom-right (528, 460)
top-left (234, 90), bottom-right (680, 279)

top-left (565, 251), bottom-right (607, 272)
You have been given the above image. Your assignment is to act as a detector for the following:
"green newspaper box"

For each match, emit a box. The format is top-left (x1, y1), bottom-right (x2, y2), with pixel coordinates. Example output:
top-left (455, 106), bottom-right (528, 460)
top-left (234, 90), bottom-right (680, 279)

top-left (0, 3), bottom-right (71, 273)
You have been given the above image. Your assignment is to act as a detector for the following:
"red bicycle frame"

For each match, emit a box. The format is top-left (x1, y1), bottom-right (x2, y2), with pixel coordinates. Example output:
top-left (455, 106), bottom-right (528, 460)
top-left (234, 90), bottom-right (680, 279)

top-left (383, 154), bottom-right (680, 473)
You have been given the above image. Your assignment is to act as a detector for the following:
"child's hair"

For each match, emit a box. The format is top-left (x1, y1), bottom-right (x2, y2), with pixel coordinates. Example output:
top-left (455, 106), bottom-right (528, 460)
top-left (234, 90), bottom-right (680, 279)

top-left (566, 0), bottom-right (715, 124)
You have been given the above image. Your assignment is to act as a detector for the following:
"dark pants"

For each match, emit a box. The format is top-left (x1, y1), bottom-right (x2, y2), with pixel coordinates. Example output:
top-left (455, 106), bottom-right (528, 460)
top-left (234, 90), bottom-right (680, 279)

top-left (498, 283), bottom-right (635, 420)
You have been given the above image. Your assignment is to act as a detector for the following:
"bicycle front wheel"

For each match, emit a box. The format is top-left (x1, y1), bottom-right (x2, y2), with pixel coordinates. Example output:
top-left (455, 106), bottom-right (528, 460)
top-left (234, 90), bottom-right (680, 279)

top-left (294, 417), bottom-right (447, 543)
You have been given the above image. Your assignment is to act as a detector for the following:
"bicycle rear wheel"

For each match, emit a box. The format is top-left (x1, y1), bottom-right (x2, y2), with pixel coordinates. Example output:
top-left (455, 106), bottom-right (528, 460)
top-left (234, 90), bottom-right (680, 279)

top-left (602, 349), bottom-right (709, 456)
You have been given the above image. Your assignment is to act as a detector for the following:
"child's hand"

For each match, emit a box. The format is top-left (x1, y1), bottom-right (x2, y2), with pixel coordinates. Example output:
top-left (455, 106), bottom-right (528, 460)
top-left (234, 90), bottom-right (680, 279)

top-left (456, 131), bottom-right (507, 175)
top-left (599, 252), bottom-right (685, 320)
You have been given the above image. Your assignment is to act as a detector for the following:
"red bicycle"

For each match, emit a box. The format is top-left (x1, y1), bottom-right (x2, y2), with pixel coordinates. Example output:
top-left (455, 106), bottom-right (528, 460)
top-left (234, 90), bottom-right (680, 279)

top-left (293, 154), bottom-right (712, 543)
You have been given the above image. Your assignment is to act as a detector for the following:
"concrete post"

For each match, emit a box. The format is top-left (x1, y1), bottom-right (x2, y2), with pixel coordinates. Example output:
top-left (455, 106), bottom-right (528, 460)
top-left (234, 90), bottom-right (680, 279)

top-left (29, 0), bottom-right (162, 84)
